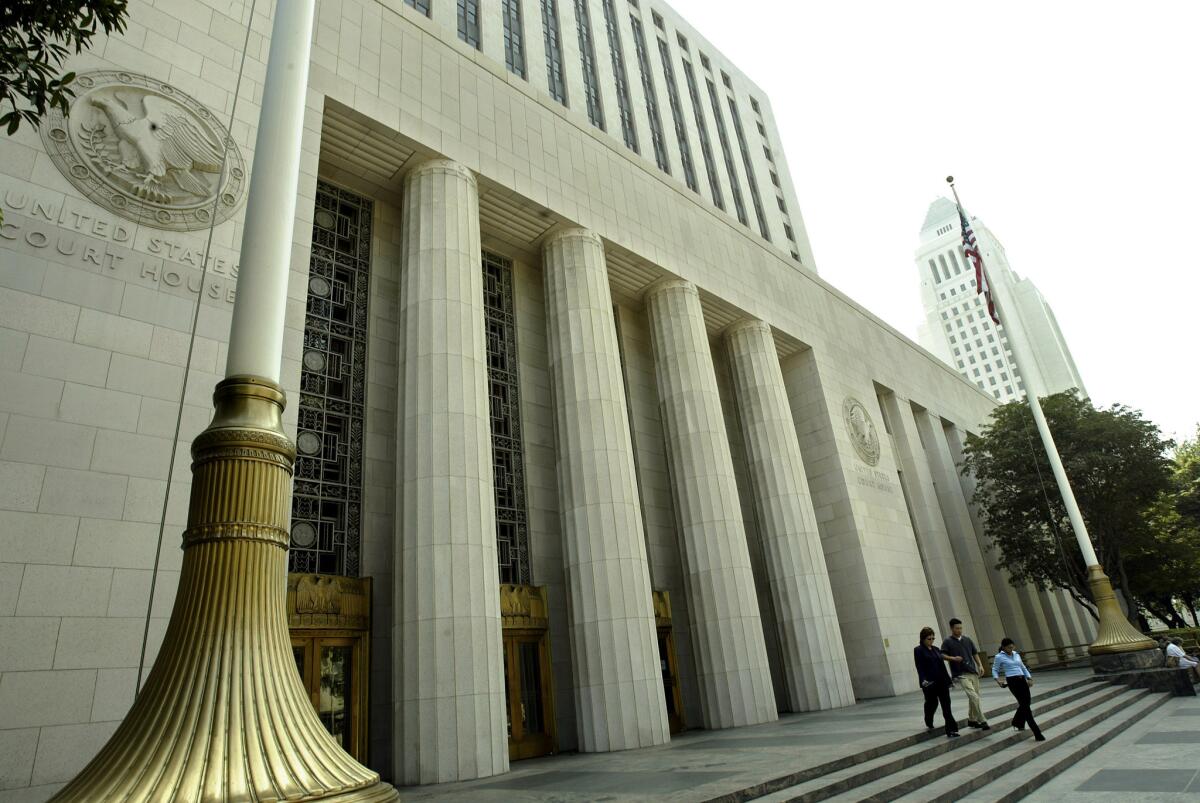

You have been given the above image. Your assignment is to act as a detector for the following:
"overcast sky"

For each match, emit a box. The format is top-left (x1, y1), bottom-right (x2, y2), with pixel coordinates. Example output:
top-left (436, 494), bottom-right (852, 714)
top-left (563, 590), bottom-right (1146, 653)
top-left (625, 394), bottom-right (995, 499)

top-left (675, 0), bottom-right (1198, 443)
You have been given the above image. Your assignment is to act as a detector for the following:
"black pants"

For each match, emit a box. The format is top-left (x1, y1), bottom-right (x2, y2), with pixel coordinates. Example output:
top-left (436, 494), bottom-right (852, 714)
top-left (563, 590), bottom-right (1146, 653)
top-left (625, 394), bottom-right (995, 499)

top-left (1005, 676), bottom-right (1043, 738)
top-left (922, 681), bottom-right (957, 735)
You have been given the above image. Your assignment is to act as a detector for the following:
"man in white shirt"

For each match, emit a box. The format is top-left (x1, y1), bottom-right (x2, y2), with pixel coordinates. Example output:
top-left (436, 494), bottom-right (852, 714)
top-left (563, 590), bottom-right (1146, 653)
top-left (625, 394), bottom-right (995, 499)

top-left (1166, 638), bottom-right (1199, 678)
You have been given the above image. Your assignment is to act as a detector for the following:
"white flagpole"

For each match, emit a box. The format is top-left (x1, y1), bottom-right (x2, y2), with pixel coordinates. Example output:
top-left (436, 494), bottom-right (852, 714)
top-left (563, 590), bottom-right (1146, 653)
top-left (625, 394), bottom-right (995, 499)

top-left (946, 177), bottom-right (1156, 666)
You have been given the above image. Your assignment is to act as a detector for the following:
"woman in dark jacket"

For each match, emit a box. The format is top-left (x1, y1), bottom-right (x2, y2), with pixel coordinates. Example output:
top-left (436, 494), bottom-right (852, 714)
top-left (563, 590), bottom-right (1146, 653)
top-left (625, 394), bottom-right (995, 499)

top-left (914, 626), bottom-right (959, 737)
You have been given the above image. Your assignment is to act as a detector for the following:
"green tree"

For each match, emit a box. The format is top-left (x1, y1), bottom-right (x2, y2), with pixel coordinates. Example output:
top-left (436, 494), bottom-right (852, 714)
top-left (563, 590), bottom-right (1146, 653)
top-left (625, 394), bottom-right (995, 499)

top-left (1136, 427), bottom-right (1200, 626)
top-left (1, 0), bottom-right (128, 134)
top-left (962, 392), bottom-right (1175, 622)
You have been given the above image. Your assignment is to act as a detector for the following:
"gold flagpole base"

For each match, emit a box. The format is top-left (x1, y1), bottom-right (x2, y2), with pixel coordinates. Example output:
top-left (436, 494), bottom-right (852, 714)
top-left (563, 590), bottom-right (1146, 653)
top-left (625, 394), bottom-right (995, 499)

top-left (1087, 564), bottom-right (1158, 656)
top-left (52, 376), bottom-right (398, 802)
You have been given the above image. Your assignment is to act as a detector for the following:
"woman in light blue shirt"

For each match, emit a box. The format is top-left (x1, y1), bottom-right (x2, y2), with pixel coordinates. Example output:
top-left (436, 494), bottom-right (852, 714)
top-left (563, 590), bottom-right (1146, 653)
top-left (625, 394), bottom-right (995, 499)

top-left (992, 638), bottom-right (1045, 741)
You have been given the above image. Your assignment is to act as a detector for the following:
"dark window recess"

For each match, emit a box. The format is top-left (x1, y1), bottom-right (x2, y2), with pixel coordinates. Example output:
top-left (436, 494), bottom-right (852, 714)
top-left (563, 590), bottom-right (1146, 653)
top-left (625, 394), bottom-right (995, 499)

top-left (291, 182), bottom-right (372, 576)
top-left (658, 36), bottom-right (697, 192)
top-left (777, 195), bottom-right (786, 213)
top-left (574, 0), bottom-right (604, 129)
top-left (676, 32), bottom-right (688, 49)
top-left (763, 144), bottom-right (773, 162)
top-left (602, 0), bottom-right (637, 151)
top-left (769, 170), bottom-right (779, 188)
top-left (681, 59), bottom-right (722, 209)
top-left (630, 15), bottom-right (669, 173)
top-left (502, 0), bottom-right (527, 78)
top-left (784, 223), bottom-right (795, 242)
top-left (728, 96), bottom-right (769, 240)
top-left (707, 77), bottom-right (746, 225)
top-left (458, 0), bottom-right (481, 48)
top-left (651, 10), bottom-right (663, 28)
top-left (721, 70), bottom-right (732, 88)
top-left (542, 0), bottom-right (567, 104)
top-left (699, 52), bottom-right (710, 70)
top-left (403, 0), bottom-right (430, 17)
top-left (483, 251), bottom-right (531, 585)
top-left (750, 96), bottom-right (760, 113)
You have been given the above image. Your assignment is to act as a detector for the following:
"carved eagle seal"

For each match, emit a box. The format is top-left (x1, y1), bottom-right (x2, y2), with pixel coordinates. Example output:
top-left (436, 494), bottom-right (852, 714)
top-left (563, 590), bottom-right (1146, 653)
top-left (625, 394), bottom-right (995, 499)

top-left (88, 90), bottom-right (225, 197)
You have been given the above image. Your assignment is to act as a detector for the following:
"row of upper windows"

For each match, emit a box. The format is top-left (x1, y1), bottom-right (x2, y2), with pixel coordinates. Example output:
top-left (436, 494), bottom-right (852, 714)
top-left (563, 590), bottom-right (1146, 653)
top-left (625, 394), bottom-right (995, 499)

top-left (405, 0), bottom-right (777, 244)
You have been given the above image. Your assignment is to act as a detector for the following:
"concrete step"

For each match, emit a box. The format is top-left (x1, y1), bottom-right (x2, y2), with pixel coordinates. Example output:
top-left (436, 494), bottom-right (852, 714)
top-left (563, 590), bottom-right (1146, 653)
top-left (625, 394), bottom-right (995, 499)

top-left (751, 683), bottom-right (1129, 803)
top-left (718, 676), bottom-right (1098, 803)
top-left (961, 688), bottom-right (1171, 801)
top-left (838, 685), bottom-right (1147, 803)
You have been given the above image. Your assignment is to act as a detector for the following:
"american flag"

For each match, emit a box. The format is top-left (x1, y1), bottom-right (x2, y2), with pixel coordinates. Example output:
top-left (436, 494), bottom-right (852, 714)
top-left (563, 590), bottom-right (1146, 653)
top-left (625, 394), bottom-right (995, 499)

top-left (957, 205), bottom-right (1000, 325)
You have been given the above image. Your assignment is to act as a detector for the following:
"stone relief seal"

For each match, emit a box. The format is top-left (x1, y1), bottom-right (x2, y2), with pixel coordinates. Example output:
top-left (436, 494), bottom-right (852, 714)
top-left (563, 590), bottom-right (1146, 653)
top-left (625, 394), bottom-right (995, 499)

top-left (39, 70), bottom-right (246, 232)
top-left (842, 396), bottom-right (881, 466)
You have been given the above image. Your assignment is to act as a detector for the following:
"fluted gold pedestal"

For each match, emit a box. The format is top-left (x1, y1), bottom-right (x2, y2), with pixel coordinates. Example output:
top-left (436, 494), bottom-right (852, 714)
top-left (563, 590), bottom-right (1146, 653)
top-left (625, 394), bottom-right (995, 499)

top-left (53, 376), bottom-right (398, 802)
top-left (1087, 564), bottom-right (1161, 675)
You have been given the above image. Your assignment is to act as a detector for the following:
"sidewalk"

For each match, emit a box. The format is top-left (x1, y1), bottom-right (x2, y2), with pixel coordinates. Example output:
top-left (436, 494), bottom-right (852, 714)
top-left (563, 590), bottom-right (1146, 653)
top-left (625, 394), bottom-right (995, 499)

top-left (402, 669), bottom-right (1093, 801)
top-left (1022, 688), bottom-right (1200, 801)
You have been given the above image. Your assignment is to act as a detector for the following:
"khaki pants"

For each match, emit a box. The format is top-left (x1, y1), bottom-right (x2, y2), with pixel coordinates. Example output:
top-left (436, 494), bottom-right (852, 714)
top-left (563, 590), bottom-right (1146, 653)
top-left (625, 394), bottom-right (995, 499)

top-left (957, 673), bottom-right (986, 724)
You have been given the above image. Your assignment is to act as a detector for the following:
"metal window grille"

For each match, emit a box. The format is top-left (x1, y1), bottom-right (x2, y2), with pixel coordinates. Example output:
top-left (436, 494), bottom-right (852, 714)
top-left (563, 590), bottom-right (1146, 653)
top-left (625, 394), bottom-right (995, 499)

top-left (657, 36), bottom-right (697, 192)
top-left (681, 59), bottom-right (722, 210)
top-left (601, 0), bottom-right (637, 151)
top-left (629, 15), bottom-right (668, 173)
top-left (707, 78), bottom-right (746, 225)
top-left (403, 0), bottom-right (430, 17)
top-left (502, 0), bottom-right (527, 78)
top-left (574, 0), bottom-right (604, 129)
top-left (290, 182), bottom-right (372, 576)
top-left (482, 251), bottom-right (531, 585)
top-left (458, 0), bottom-right (481, 48)
top-left (542, 0), bottom-right (567, 104)
top-left (727, 96), bottom-right (769, 240)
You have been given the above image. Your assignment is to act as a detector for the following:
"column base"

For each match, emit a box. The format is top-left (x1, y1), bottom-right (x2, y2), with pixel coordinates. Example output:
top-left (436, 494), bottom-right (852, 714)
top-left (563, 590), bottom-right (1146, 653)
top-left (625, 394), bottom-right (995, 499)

top-left (1086, 565), bottom-right (1158, 657)
top-left (1090, 648), bottom-right (1164, 674)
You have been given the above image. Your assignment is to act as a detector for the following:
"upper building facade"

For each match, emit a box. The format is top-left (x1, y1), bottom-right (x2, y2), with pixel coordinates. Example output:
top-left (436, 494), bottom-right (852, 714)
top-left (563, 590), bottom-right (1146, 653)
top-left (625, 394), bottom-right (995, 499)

top-left (915, 198), bottom-right (1088, 403)
top-left (0, 0), bottom-right (1095, 797)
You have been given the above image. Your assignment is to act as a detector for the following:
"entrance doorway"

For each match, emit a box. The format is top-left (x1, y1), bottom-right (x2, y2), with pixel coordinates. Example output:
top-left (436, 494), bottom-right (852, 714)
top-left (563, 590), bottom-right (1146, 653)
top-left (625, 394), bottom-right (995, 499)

top-left (654, 590), bottom-right (686, 734)
top-left (500, 584), bottom-right (556, 760)
top-left (287, 573), bottom-right (373, 764)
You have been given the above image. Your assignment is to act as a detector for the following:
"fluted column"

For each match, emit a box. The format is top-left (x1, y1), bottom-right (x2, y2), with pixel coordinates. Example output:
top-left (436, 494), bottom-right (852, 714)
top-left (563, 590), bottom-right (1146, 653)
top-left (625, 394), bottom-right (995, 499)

top-left (724, 320), bottom-right (854, 712)
top-left (644, 278), bottom-right (777, 729)
top-left (541, 228), bottom-right (670, 751)
top-left (396, 159), bottom-right (507, 784)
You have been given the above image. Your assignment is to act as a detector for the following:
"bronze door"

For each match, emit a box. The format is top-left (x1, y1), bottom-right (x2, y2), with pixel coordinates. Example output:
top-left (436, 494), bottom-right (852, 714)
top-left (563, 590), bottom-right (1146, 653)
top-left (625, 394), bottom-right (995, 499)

top-left (657, 627), bottom-right (685, 734)
top-left (503, 632), bottom-right (555, 760)
top-left (291, 633), bottom-right (367, 762)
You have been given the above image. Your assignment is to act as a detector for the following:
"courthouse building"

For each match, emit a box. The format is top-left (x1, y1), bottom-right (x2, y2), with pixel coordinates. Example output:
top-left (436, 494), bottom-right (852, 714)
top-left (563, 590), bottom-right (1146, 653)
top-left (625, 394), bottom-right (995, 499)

top-left (0, 0), bottom-right (1095, 796)
top-left (914, 198), bottom-right (1088, 404)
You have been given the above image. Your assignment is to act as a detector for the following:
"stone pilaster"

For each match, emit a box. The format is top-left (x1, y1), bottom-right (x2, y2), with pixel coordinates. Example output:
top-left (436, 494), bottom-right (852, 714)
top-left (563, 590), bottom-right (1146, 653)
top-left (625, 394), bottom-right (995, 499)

top-left (541, 228), bottom-right (670, 751)
top-left (880, 392), bottom-right (975, 633)
top-left (913, 408), bottom-right (1006, 650)
top-left (724, 319), bottom-right (854, 712)
top-left (644, 278), bottom-right (777, 729)
top-left (396, 159), bottom-right (507, 784)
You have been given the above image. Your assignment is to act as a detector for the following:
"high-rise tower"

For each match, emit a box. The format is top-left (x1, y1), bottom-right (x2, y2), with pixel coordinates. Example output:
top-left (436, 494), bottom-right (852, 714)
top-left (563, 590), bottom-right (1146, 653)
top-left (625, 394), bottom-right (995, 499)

top-left (915, 198), bottom-right (1087, 402)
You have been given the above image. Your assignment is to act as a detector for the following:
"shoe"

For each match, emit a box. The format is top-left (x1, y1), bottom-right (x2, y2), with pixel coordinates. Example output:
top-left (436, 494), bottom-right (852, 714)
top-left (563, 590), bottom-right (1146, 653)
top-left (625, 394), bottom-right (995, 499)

top-left (967, 721), bottom-right (981, 728)
top-left (1013, 726), bottom-right (1025, 733)
top-left (980, 723), bottom-right (991, 730)
top-left (1034, 734), bottom-right (1046, 742)
top-left (947, 732), bottom-right (961, 738)
top-left (926, 723), bottom-right (934, 730)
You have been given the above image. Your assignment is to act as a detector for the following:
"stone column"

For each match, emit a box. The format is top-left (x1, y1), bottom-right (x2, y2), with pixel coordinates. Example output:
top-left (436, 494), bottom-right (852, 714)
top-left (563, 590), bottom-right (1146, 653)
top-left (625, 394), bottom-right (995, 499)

top-left (644, 278), bottom-right (777, 729)
top-left (913, 408), bottom-right (1006, 649)
top-left (541, 228), bottom-right (670, 751)
top-left (724, 319), bottom-right (854, 712)
top-left (880, 392), bottom-right (975, 632)
top-left (396, 159), bottom-right (507, 784)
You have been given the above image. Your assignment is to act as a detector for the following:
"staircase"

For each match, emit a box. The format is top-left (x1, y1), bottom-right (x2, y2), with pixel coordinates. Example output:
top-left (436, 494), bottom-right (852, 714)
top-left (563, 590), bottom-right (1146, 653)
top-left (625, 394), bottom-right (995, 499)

top-left (718, 677), bottom-right (1171, 803)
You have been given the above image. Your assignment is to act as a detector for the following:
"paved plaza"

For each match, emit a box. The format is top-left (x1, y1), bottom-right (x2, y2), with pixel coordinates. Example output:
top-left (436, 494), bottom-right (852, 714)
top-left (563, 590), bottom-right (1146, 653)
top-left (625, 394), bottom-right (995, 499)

top-left (400, 670), bottom-right (1126, 801)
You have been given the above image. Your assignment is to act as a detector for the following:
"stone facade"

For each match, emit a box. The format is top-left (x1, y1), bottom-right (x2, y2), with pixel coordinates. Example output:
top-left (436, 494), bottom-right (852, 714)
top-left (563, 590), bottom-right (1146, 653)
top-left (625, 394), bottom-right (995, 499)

top-left (0, 0), bottom-right (1085, 797)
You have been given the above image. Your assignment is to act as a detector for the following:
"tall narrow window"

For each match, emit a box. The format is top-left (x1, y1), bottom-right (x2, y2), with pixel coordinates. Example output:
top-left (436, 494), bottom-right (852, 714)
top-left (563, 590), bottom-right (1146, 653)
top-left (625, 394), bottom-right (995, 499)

top-left (404, 0), bottom-right (430, 16)
top-left (728, 96), bottom-right (769, 240)
top-left (458, 0), bottom-right (481, 48)
top-left (502, 0), bottom-right (526, 77)
top-left (542, 0), bottom-right (567, 104)
top-left (705, 78), bottom-right (744, 225)
top-left (601, 0), bottom-right (637, 151)
top-left (630, 15), bottom-right (668, 173)
top-left (707, 78), bottom-right (746, 225)
top-left (681, 59), bottom-right (721, 209)
top-left (291, 182), bottom-right (372, 576)
top-left (657, 37), bottom-right (697, 192)
top-left (574, 0), bottom-right (604, 129)
top-left (483, 252), bottom-right (531, 584)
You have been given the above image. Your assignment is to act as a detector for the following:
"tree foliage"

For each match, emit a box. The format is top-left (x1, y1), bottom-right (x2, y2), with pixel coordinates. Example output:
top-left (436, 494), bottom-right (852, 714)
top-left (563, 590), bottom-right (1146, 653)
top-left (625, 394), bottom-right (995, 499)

top-left (0, 0), bottom-right (128, 135)
top-left (962, 393), bottom-right (1175, 620)
top-left (1137, 428), bottom-right (1200, 626)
